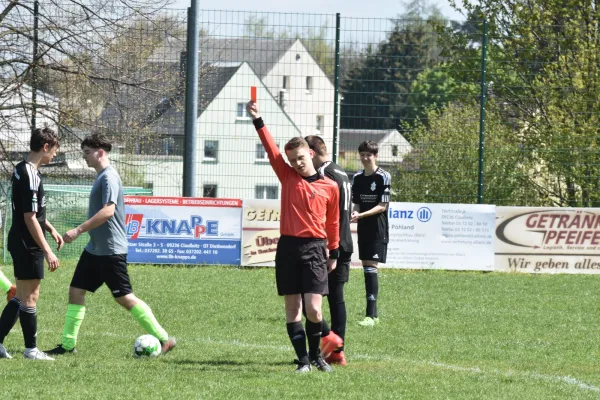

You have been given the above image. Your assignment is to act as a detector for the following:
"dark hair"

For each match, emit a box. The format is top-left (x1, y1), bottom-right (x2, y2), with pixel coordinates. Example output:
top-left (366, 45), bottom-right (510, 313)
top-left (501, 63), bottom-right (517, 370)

top-left (30, 127), bottom-right (60, 152)
top-left (284, 137), bottom-right (309, 152)
top-left (304, 135), bottom-right (327, 157)
top-left (358, 140), bottom-right (378, 155)
top-left (81, 133), bottom-right (112, 152)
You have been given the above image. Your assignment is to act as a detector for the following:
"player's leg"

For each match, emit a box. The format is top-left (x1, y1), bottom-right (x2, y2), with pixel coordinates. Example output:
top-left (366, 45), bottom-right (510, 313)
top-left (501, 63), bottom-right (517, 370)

top-left (284, 293), bottom-right (311, 372)
top-left (358, 241), bottom-right (381, 327)
top-left (105, 254), bottom-right (175, 353)
top-left (324, 250), bottom-right (350, 365)
top-left (47, 251), bottom-right (101, 355)
top-left (300, 295), bottom-right (341, 356)
top-left (301, 240), bottom-right (332, 372)
top-left (18, 279), bottom-right (53, 360)
top-left (0, 270), bottom-right (16, 302)
top-left (115, 293), bottom-right (175, 353)
top-left (0, 249), bottom-right (26, 359)
top-left (276, 236), bottom-right (311, 372)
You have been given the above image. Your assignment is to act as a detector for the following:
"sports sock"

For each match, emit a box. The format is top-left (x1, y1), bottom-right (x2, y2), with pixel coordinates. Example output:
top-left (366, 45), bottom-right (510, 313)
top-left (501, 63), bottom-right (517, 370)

top-left (286, 321), bottom-right (308, 365)
top-left (328, 280), bottom-right (346, 351)
top-left (305, 319), bottom-right (322, 360)
top-left (130, 301), bottom-right (168, 342)
top-left (321, 319), bottom-right (331, 337)
top-left (0, 297), bottom-right (21, 343)
top-left (364, 266), bottom-right (379, 318)
top-left (62, 304), bottom-right (86, 350)
top-left (0, 272), bottom-right (12, 293)
top-left (19, 303), bottom-right (37, 349)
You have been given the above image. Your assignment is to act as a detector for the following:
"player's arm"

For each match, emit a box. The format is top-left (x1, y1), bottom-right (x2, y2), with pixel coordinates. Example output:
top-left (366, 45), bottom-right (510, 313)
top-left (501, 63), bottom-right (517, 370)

top-left (246, 101), bottom-right (292, 182)
top-left (354, 202), bottom-right (388, 221)
top-left (18, 167), bottom-right (59, 270)
top-left (43, 219), bottom-right (64, 251)
top-left (350, 178), bottom-right (361, 222)
top-left (64, 203), bottom-right (115, 244)
top-left (325, 184), bottom-right (340, 272)
top-left (64, 174), bottom-right (119, 243)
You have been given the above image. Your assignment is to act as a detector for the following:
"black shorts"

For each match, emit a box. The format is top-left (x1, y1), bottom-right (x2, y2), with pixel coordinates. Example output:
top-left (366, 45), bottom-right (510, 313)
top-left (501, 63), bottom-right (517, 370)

top-left (70, 250), bottom-right (133, 298)
top-left (8, 235), bottom-right (44, 280)
top-left (275, 236), bottom-right (328, 296)
top-left (329, 250), bottom-right (352, 283)
top-left (358, 242), bottom-right (388, 264)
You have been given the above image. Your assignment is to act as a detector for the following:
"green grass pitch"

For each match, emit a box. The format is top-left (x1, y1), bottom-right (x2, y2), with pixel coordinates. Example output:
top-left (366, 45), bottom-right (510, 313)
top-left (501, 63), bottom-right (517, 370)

top-left (1, 261), bottom-right (599, 399)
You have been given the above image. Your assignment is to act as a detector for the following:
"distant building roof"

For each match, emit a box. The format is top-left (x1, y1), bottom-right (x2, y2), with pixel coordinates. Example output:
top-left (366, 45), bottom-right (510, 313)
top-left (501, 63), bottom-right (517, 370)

top-left (339, 129), bottom-right (398, 152)
top-left (150, 37), bottom-right (297, 79)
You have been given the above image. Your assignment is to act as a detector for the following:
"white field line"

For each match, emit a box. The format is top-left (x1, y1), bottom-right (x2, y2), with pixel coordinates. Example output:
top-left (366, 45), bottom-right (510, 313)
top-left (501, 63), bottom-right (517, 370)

top-left (35, 329), bottom-right (600, 394)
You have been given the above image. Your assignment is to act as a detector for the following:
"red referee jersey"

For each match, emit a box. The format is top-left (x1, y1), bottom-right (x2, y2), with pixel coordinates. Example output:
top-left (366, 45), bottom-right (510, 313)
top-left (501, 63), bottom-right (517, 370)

top-left (256, 123), bottom-right (340, 250)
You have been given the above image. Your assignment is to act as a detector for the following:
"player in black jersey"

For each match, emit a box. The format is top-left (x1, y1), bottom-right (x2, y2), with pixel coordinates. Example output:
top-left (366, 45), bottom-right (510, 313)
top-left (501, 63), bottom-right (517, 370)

top-left (0, 127), bottom-right (63, 360)
top-left (351, 141), bottom-right (391, 327)
top-left (305, 135), bottom-right (352, 366)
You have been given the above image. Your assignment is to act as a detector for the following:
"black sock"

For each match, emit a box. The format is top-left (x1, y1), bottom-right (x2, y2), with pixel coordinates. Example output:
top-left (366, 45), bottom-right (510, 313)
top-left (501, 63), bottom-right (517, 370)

top-left (0, 297), bottom-right (21, 343)
top-left (328, 280), bottom-right (346, 352)
top-left (364, 266), bottom-right (379, 318)
top-left (321, 319), bottom-right (331, 338)
top-left (286, 322), bottom-right (308, 365)
top-left (305, 319), bottom-right (322, 360)
top-left (19, 304), bottom-right (37, 349)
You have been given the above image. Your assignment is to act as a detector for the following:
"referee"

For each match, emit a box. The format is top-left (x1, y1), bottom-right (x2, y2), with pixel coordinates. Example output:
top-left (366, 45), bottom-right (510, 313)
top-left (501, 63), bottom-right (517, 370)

top-left (247, 101), bottom-right (340, 373)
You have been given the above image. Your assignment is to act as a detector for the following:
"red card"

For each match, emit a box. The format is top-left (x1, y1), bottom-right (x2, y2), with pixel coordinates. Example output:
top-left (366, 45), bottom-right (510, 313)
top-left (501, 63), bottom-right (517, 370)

top-left (251, 86), bottom-right (257, 102)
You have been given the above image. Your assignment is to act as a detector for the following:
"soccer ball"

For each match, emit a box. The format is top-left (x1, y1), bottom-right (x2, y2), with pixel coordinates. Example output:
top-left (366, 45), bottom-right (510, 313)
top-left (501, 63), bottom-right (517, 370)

top-left (133, 335), bottom-right (162, 358)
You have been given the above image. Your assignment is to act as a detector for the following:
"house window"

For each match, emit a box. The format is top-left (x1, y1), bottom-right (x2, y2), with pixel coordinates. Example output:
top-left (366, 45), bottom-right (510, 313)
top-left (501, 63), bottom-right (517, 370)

top-left (392, 145), bottom-right (398, 157)
top-left (255, 185), bottom-right (278, 199)
top-left (256, 143), bottom-right (267, 161)
top-left (282, 76), bottom-right (290, 89)
top-left (306, 76), bottom-right (313, 92)
top-left (204, 140), bottom-right (218, 161)
top-left (237, 103), bottom-right (249, 118)
top-left (316, 115), bottom-right (324, 133)
top-left (203, 184), bottom-right (217, 198)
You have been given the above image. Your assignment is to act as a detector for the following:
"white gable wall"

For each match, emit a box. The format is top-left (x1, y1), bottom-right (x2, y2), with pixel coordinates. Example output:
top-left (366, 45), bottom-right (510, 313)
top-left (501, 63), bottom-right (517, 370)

top-left (261, 40), bottom-right (335, 153)
top-left (193, 62), bottom-right (301, 199)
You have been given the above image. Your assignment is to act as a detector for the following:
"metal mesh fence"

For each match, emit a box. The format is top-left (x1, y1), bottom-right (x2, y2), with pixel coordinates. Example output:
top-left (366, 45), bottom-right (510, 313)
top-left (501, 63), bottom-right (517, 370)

top-left (1, 2), bottom-right (600, 260)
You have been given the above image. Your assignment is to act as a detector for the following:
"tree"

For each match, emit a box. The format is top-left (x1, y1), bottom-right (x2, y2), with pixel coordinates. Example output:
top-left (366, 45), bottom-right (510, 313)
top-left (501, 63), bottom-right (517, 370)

top-left (0, 1), bottom-right (185, 188)
top-left (444, 0), bottom-right (600, 206)
top-left (394, 102), bottom-right (540, 205)
top-left (340, 0), bottom-right (444, 131)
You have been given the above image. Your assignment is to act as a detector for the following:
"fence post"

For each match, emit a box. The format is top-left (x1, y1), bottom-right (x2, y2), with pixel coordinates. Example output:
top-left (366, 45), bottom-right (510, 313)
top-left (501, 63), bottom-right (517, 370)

top-left (332, 13), bottom-right (341, 163)
top-left (183, 3), bottom-right (200, 197)
top-left (477, 20), bottom-right (488, 204)
top-left (31, 1), bottom-right (39, 131)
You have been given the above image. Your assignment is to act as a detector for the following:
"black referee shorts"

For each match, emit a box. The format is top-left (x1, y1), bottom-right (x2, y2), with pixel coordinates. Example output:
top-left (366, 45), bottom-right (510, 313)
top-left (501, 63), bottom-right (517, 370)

top-left (70, 250), bottom-right (133, 298)
top-left (275, 235), bottom-right (328, 296)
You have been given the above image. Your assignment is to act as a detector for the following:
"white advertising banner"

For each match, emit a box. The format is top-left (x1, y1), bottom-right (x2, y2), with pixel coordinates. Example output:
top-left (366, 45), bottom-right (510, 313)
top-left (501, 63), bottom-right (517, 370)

top-left (242, 200), bottom-right (496, 270)
top-left (242, 199), bottom-right (280, 266)
top-left (495, 207), bottom-right (600, 274)
top-left (385, 202), bottom-right (495, 270)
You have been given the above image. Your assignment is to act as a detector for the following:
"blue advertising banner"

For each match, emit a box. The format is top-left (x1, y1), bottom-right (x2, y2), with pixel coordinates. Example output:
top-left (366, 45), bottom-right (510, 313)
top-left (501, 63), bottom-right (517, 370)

top-left (124, 196), bottom-right (242, 265)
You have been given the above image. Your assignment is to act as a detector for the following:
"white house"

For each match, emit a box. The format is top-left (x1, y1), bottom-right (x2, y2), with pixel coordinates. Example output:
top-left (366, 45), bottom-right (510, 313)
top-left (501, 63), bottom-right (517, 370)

top-left (338, 128), bottom-right (412, 172)
top-left (106, 61), bottom-right (301, 198)
top-left (150, 37), bottom-right (335, 144)
top-left (98, 38), bottom-right (334, 198)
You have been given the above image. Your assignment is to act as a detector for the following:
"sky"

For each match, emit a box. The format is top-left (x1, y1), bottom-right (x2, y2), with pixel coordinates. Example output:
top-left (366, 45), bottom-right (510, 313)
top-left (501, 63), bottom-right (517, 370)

top-left (170, 0), bottom-right (465, 21)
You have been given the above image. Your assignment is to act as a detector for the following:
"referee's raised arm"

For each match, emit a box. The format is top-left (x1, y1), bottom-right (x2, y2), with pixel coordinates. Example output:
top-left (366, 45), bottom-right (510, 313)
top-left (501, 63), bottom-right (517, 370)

top-left (246, 101), bottom-right (291, 183)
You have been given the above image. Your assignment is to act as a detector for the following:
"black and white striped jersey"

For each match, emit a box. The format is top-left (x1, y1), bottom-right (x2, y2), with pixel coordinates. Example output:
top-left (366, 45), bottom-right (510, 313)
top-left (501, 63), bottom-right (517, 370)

top-left (319, 161), bottom-right (353, 253)
top-left (352, 167), bottom-right (391, 244)
top-left (9, 160), bottom-right (46, 250)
